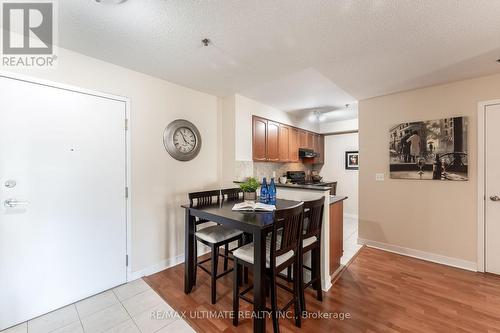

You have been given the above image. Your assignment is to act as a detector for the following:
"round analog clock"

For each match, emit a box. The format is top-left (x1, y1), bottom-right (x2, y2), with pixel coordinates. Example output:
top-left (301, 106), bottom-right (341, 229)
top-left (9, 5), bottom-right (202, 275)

top-left (163, 119), bottom-right (202, 161)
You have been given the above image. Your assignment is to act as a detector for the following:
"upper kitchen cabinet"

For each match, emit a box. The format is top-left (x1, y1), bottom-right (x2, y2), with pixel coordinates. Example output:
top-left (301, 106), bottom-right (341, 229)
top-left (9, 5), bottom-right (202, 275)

top-left (266, 120), bottom-right (280, 161)
top-left (252, 116), bottom-right (267, 161)
top-left (299, 129), bottom-right (307, 149)
top-left (251, 115), bottom-right (324, 164)
top-left (289, 127), bottom-right (299, 162)
top-left (306, 131), bottom-right (314, 149)
top-left (278, 124), bottom-right (290, 162)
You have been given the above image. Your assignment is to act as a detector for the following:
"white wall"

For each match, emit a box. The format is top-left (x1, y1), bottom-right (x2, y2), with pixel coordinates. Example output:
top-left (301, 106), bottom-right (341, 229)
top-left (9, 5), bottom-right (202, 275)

top-left (320, 133), bottom-right (358, 217)
top-left (1, 47), bottom-right (220, 276)
top-left (234, 94), bottom-right (319, 161)
top-left (320, 118), bottom-right (358, 134)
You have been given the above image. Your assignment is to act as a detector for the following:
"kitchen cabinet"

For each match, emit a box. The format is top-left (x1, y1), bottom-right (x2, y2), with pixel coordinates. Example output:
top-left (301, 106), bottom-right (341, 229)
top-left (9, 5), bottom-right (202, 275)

top-left (329, 200), bottom-right (344, 275)
top-left (299, 129), bottom-right (307, 149)
top-left (251, 115), bottom-right (324, 164)
top-left (306, 132), bottom-right (314, 149)
top-left (267, 121), bottom-right (280, 161)
top-left (278, 124), bottom-right (290, 162)
top-left (252, 116), bottom-right (267, 161)
top-left (289, 127), bottom-right (299, 162)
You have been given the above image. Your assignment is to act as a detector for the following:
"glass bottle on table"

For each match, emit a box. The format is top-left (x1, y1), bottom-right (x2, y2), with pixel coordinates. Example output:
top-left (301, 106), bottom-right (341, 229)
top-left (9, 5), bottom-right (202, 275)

top-left (268, 178), bottom-right (277, 205)
top-left (260, 177), bottom-right (269, 204)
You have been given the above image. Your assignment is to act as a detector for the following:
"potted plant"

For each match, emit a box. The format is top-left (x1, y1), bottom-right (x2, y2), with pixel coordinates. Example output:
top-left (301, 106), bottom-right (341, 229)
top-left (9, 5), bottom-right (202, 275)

top-left (239, 177), bottom-right (259, 201)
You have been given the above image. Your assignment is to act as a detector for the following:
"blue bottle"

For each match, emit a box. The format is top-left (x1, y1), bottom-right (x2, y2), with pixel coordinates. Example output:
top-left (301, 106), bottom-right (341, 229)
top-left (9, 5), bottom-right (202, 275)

top-left (260, 177), bottom-right (269, 203)
top-left (268, 178), bottom-right (277, 205)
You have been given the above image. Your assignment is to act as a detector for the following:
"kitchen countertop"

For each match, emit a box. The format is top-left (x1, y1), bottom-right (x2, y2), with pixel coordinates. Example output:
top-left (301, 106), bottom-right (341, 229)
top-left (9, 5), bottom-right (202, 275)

top-left (329, 195), bottom-right (348, 205)
top-left (233, 180), bottom-right (333, 191)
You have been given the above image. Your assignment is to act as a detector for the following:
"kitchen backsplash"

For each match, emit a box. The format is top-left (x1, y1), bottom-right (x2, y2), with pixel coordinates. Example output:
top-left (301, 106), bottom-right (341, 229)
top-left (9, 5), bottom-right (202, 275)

top-left (235, 161), bottom-right (322, 182)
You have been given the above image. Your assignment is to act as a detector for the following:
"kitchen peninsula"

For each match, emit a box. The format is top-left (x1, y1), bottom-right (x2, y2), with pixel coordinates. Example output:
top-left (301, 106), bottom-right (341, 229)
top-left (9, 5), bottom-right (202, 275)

top-left (233, 180), bottom-right (347, 290)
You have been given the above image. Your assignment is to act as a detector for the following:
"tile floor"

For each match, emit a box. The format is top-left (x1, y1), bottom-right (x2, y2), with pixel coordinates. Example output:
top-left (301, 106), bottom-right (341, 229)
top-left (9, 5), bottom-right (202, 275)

top-left (1, 279), bottom-right (195, 333)
top-left (340, 215), bottom-right (362, 266)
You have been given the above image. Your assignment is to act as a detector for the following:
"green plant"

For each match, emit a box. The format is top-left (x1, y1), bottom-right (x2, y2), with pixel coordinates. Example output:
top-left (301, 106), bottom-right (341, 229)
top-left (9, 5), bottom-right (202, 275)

top-left (239, 177), bottom-right (259, 193)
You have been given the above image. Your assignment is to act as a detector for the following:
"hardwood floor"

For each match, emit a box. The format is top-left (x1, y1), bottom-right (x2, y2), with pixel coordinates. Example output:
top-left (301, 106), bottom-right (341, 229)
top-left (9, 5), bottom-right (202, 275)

top-left (145, 247), bottom-right (500, 333)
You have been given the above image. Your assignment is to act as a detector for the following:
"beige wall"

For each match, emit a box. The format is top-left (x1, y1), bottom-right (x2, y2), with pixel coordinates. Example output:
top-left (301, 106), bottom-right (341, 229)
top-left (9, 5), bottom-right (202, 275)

top-left (359, 73), bottom-right (500, 263)
top-left (1, 48), bottom-right (220, 275)
top-left (321, 133), bottom-right (358, 216)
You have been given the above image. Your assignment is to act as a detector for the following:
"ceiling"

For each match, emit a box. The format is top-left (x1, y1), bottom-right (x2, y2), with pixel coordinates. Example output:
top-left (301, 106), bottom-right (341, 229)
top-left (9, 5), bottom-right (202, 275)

top-left (59, 1), bottom-right (500, 117)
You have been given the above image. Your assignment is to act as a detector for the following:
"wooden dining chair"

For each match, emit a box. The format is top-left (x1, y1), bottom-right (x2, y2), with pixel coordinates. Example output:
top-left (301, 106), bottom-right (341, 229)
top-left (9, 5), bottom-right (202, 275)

top-left (232, 202), bottom-right (304, 333)
top-left (299, 197), bottom-right (325, 313)
top-left (189, 190), bottom-right (244, 304)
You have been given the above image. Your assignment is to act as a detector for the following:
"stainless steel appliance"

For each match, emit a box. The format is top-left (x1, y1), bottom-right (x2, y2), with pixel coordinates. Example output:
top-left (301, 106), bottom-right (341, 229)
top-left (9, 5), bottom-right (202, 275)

top-left (286, 171), bottom-right (337, 195)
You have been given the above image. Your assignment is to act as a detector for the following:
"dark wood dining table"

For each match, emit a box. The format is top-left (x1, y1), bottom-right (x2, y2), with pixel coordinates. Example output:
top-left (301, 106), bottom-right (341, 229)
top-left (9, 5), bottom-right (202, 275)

top-left (181, 198), bottom-right (302, 333)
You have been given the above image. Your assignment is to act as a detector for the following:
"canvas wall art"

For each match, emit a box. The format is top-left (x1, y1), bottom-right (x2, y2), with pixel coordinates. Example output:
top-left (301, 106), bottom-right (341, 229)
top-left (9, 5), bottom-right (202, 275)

top-left (389, 117), bottom-right (468, 181)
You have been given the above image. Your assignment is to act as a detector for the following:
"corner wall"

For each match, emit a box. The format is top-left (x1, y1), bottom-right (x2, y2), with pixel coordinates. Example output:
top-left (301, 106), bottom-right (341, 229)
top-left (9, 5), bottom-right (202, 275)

top-left (358, 72), bottom-right (500, 265)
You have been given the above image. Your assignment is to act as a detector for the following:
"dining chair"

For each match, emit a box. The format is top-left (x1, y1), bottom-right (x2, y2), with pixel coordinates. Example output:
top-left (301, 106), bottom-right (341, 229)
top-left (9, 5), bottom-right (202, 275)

top-left (232, 202), bottom-right (304, 333)
top-left (299, 197), bottom-right (325, 313)
top-left (189, 190), bottom-right (244, 304)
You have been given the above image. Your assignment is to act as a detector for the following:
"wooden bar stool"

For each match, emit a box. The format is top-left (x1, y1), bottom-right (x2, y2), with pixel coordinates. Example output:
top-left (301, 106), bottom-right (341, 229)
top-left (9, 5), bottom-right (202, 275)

top-left (232, 203), bottom-right (304, 333)
top-left (189, 190), bottom-right (244, 304)
top-left (299, 197), bottom-right (325, 313)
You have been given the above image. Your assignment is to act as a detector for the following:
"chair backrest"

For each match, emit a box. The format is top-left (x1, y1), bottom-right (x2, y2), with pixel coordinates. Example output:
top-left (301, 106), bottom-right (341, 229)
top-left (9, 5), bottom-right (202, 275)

top-left (271, 203), bottom-right (304, 260)
top-left (221, 188), bottom-right (243, 201)
top-left (188, 190), bottom-right (221, 208)
top-left (303, 197), bottom-right (325, 241)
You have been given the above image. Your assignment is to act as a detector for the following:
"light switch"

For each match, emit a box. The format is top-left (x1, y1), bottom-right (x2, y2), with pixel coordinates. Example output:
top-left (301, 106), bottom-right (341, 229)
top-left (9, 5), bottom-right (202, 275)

top-left (375, 173), bottom-right (385, 181)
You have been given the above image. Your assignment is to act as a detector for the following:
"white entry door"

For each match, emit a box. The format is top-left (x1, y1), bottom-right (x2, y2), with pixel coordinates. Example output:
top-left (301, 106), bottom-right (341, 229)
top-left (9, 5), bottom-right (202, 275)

top-left (0, 75), bottom-right (128, 330)
top-left (485, 103), bottom-right (500, 274)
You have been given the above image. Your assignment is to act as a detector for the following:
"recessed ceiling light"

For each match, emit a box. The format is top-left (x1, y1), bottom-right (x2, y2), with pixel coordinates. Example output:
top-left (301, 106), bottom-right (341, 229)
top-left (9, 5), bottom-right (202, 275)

top-left (92, 0), bottom-right (128, 5)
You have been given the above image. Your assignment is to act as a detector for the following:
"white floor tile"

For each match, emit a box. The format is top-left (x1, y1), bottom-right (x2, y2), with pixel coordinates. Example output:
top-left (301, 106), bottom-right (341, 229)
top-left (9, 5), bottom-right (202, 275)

top-left (132, 302), bottom-right (176, 333)
top-left (80, 304), bottom-right (129, 333)
top-left (113, 279), bottom-right (150, 302)
top-left (50, 322), bottom-right (83, 333)
top-left (27, 305), bottom-right (79, 333)
top-left (76, 290), bottom-right (119, 319)
top-left (103, 320), bottom-right (140, 333)
top-left (122, 290), bottom-right (164, 317)
top-left (1, 323), bottom-right (27, 333)
top-left (155, 320), bottom-right (195, 333)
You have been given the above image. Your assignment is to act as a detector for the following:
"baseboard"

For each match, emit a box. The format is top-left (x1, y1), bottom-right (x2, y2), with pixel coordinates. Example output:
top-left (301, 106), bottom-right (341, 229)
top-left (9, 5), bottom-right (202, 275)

top-left (129, 254), bottom-right (185, 281)
top-left (343, 213), bottom-right (358, 219)
top-left (358, 238), bottom-right (477, 272)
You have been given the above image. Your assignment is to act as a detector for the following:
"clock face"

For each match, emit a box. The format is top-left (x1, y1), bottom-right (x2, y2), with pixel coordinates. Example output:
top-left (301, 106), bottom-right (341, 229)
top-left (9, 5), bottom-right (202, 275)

top-left (163, 119), bottom-right (202, 161)
top-left (173, 127), bottom-right (196, 153)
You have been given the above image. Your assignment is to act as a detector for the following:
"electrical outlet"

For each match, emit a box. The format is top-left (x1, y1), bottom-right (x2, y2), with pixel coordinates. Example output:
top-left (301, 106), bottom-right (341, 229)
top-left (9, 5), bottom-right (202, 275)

top-left (375, 173), bottom-right (385, 181)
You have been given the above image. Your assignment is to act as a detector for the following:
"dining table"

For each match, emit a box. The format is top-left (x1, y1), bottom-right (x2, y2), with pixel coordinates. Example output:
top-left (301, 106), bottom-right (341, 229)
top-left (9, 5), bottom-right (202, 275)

top-left (181, 198), bottom-right (302, 333)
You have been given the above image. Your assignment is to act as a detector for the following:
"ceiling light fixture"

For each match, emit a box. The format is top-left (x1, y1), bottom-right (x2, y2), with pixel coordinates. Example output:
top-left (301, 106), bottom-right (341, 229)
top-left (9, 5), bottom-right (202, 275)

top-left (202, 38), bottom-right (211, 47)
top-left (92, 0), bottom-right (128, 5)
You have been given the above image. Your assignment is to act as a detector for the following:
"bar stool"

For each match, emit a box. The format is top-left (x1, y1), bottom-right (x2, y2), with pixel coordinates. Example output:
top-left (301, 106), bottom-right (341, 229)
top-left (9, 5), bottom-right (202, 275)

top-left (299, 197), bottom-right (325, 312)
top-left (189, 190), bottom-right (244, 304)
top-left (232, 203), bottom-right (304, 333)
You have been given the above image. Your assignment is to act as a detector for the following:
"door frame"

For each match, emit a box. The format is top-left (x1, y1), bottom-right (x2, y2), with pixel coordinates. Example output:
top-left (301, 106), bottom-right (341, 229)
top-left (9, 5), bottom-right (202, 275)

top-left (477, 99), bottom-right (500, 272)
top-left (0, 70), bottom-right (133, 281)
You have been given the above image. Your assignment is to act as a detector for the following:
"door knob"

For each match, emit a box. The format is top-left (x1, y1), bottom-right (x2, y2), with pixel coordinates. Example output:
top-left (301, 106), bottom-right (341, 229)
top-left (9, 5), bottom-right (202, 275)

top-left (4, 199), bottom-right (28, 208)
top-left (490, 196), bottom-right (500, 202)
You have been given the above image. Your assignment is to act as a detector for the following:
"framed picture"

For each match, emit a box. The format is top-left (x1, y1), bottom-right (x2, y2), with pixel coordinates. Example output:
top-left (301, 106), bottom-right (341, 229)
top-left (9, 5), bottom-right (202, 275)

top-left (389, 116), bottom-right (468, 181)
top-left (345, 151), bottom-right (359, 170)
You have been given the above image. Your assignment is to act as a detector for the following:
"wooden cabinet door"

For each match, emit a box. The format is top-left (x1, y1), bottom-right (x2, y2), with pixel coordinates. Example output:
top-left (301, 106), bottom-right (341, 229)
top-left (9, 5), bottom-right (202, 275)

top-left (252, 116), bottom-right (267, 161)
top-left (318, 135), bottom-right (325, 164)
top-left (267, 121), bottom-right (280, 161)
top-left (299, 129), bottom-right (307, 149)
top-left (306, 131), bottom-right (314, 149)
top-left (278, 124), bottom-right (290, 162)
top-left (289, 127), bottom-right (299, 162)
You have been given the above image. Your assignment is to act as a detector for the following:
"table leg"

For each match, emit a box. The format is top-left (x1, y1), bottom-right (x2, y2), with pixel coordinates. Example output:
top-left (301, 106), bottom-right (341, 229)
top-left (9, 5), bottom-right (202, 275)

top-left (184, 208), bottom-right (195, 294)
top-left (253, 229), bottom-right (266, 333)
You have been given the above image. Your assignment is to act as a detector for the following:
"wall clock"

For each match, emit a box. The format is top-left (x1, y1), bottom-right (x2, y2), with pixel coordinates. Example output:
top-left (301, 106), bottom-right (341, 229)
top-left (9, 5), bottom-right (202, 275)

top-left (163, 119), bottom-right (202, 161)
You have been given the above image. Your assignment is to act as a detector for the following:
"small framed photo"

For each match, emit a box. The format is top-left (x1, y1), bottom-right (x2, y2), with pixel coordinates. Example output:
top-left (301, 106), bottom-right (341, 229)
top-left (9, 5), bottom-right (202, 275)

top-left (345, 151), bottom-right (359, 170)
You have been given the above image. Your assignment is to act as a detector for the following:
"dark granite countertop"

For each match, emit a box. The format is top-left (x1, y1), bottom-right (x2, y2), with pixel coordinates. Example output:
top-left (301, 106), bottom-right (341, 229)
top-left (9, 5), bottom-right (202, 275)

top-left (234, 180), bottom-right (332, 192)
top-left (329, 195), bottom-right (348, 205)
